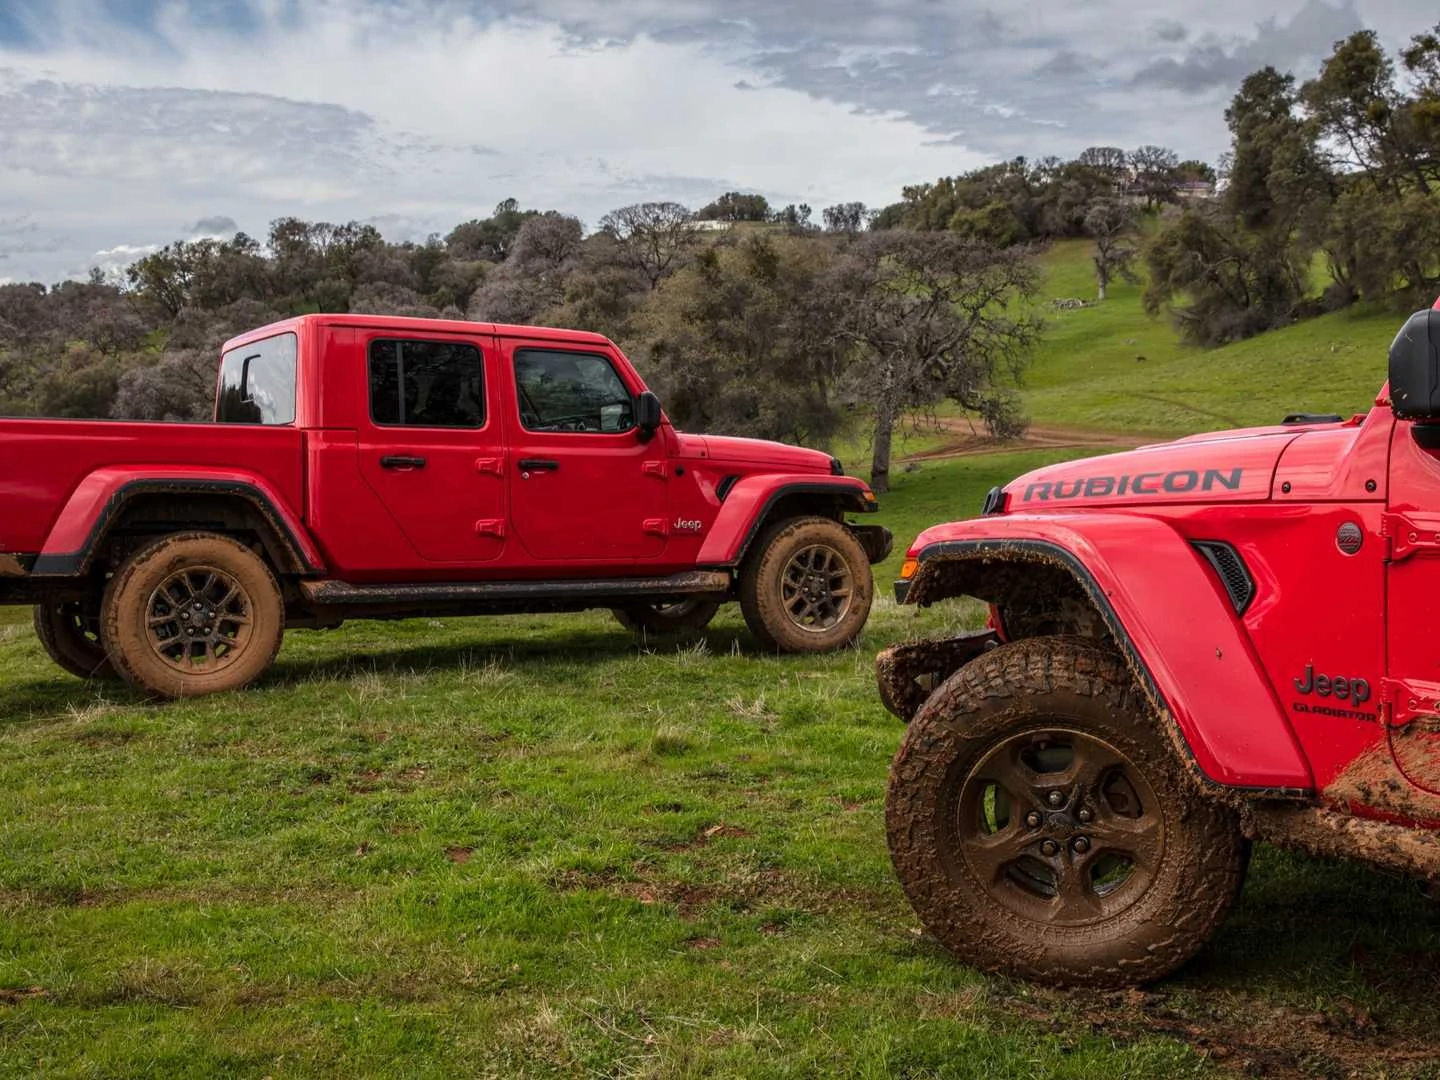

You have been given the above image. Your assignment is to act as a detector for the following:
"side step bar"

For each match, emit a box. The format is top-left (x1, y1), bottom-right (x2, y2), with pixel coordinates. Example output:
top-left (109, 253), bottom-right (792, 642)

top-left (299, 569), bottom-right (732, 607)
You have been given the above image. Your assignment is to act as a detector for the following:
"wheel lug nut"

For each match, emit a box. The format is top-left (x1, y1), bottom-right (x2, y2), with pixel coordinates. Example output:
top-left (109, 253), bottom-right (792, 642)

top-left (1025, 812), bottom-right (1042, 828)
top-left (1047, 790), bottom-right (1064, 807)
top-left (1078, 809), bottom-right (1093, 823)
top-left (1072, 837), bottom-right (1090, 854)
top-left (1040, 840), bottom-right (1060, 857)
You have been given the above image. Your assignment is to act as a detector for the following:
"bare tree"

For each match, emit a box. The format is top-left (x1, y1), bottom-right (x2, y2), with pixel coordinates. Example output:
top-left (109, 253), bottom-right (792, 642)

top-left (467, 212), bottom-right (584, 323)
top-left (1077, 146), bottom-right (1129, 193)
top-left (1084, 200), bottom-right (1140, 301)
top-left (598, 202), bottom-right (699, 289)
top-left (827, 232), bottom-right (1042, 493)
top-left (1130, 145), bottom-right (1181, 208)
top-left (822, 202), bottom-right (872, 234)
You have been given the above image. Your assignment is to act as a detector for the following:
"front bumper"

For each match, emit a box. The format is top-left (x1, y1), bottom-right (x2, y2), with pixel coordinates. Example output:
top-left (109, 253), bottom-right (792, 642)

top-left (875, 628), bottom-right (999, 720)
top-left (849, 525), bottom-right (893, 565)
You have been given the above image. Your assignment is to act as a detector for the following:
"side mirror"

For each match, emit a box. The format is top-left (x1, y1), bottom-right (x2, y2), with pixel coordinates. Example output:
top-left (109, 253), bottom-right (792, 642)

top-left (1389, 308), bottom-right (1440, 420)
top-left (635, 391), bottom-right (662, 442)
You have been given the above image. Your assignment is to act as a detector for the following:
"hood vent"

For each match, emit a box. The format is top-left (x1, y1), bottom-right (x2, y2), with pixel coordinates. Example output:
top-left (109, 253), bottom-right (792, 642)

top-left (1192, 540), bottom-right (1254, 615)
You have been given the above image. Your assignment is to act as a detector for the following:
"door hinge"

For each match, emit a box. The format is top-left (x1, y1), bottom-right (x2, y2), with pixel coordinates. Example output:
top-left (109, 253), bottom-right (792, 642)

top-left (643, 518), bottom-right (669, 536)
top-left (1380, 677), bottom-right (1440, 727)
top-left (1381, 512), bottom-right (1440, 561)
top-left (642, 461), bottom-right (669, 479)
top-left (475, 457), bottom-right (504, 477)
top-left (474, 519), bottom-right (506, 538)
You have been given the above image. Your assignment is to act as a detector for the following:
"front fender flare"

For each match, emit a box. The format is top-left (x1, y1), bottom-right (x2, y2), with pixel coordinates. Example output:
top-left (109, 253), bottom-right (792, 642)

top-left (695, 475), bottom-right (877, 567)
top-left (32, 468), bottom-right (323, 576)
top-left (900, 513), bottom-right (1312, 794)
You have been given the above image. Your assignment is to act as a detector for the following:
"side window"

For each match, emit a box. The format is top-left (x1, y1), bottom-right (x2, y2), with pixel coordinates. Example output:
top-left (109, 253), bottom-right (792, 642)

top-left (369, 339), bottom-right (485, 428)
top-left (217, 332), bottom-right (297, 425)
top-left (513, 348), bottom-right (634, 433)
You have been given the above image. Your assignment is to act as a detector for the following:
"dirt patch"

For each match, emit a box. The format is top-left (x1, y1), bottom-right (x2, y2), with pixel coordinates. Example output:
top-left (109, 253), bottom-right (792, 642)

top-left (660, 823), bottom-right (755, 852)
top-left (0, 986), bottom-right (46, 1005)
top-left (982, 982), bottom-right (1440, 1079)
top-left (899, 420), bottom-right (1151, 465)
top-left (552, 865), bottom-right (898, 923)
top-left (444, 846), bottom-right (474, 864)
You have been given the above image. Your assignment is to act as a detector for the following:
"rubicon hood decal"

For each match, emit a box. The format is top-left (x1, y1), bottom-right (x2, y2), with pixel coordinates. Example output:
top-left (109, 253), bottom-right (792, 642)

top-left (1023, 468), bottom-right (1243, 502)
top-left (1008, 435), bottom-right (1290, 508)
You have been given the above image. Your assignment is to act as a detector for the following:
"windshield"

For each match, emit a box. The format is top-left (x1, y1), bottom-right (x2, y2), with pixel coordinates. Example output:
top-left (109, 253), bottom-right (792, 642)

top-left (217, 332), bottom-right (297, 425)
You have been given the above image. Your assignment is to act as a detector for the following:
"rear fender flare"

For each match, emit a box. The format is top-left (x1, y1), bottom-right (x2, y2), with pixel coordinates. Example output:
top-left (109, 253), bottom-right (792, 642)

top-left (901, 513), bottom-right (1312, 794)
top-left (33, 468), bottom-right (323, 577)
top-left (696, 475), bottom-right (876, 567)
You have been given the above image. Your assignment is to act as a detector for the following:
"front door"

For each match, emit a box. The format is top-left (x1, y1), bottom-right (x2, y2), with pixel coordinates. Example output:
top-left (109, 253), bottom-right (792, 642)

top-left (1384, 419), bottom-right (1440, 796)
top-left (357, 333), bottom-right (508, 564)
top-left (502, 340), bottom-right (669, 564)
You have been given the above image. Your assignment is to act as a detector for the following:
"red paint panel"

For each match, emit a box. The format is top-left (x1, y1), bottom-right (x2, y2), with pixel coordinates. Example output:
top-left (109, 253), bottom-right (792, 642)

top-left (0, 420), bottom-right (306, 556)
top-left (909, 513), bottom-right (1313, 791)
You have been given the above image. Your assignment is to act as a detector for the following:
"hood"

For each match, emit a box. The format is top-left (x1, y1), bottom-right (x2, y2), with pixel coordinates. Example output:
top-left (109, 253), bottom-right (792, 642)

top-left (675, 432), bottom-right (837, 474)
top-left (1006, 425), bottom-right (1304, 511)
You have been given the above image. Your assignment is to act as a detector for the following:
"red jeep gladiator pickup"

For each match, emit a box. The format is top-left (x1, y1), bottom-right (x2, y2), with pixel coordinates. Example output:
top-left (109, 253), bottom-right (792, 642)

top-left (0, 314), bottom-right (889, 698)
top-left (879, 302), bottom-right (1440, 986)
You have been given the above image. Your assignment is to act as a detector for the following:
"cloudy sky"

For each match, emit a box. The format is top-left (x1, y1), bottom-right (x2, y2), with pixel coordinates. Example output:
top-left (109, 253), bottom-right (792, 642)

top-left (0, 0), bottom-right (1428, 284)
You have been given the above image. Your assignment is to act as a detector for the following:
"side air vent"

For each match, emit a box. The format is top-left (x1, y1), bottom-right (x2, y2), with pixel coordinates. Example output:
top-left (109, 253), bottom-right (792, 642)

top-left (715, 475), bottom-right (740, 502)
top-left (1192, 540), bottom-right (1255, 615)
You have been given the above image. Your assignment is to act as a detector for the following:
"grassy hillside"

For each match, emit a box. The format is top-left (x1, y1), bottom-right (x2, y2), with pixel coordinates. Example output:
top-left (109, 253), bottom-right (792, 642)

top-left (1022, 239), bottom-right (1401, 435)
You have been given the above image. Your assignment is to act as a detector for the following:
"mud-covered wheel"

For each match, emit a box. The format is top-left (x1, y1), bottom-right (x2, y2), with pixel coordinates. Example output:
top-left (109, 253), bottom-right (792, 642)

top-left (611, 598), bottom-right (722, 637)
top-left (886, 637), bottom-right (1247, 987)
top-left (33, 601), bottom-right (115, 680)
top-left (739, 516), bottom-right (872, 653)
top-left (101, 532), bottom-right (284, 699)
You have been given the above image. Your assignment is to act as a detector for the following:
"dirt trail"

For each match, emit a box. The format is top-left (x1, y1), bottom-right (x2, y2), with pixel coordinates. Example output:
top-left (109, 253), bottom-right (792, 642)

top-left (899, 417), bottom-right (1151, 463)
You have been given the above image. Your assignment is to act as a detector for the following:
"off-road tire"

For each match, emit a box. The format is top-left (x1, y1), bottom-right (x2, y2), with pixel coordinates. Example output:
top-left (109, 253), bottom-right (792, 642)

top-left (739, 516), bottom-right (872, 653)
top-left (611, 598), bottom-right (722, 637)
top-left (101, 532), bottom-right (284, 700)
top-left (33, 601), bottom-right (115, 680)
top-left (886, 636), bottom-right (1248, 987)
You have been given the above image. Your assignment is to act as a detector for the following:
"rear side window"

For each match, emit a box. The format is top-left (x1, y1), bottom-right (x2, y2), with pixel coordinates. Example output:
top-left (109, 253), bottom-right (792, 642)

top-left (217, 332), bottom-right (297, 425)
top-left (369, 339), bottom-right (485, 428)
top-left (514, 348), bottom-right (634, 433)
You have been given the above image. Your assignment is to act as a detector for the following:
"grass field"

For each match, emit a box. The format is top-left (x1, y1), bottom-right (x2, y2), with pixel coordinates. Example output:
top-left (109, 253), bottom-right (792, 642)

top-left (1022, 239), bottom-right (1400, 437)
top-left (3, 256), bottom-right (1439, 1077)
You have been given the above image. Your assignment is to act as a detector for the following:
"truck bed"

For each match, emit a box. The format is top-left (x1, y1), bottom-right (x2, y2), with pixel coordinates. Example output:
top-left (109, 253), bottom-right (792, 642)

top-left (0, 418), bottom-right (304, 556)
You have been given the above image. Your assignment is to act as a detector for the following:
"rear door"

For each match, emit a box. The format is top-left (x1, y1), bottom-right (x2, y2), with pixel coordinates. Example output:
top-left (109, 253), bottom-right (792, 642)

top-left (356, 333), bottom-right (508, 564)
top-left (501, 339), bottom-right (669, 564)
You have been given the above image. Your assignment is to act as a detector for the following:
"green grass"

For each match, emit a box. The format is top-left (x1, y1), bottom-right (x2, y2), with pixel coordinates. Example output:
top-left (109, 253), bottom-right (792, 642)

top-left (3, 455), bottom-right (1440, 1077)
top-left (1022, 239), bottom-right (1400, 435)
top-left (3, 245), bottom-right (1437, 1076)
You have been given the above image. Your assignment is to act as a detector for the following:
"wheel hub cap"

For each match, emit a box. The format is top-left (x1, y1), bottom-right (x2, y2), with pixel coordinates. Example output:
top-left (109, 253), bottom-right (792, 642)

top-left (955, 727), bottom-right (1165, 927)
top-left (145, 565), bottom-right (254, 673)
top-left (779, 545), bottom-right (853, 633)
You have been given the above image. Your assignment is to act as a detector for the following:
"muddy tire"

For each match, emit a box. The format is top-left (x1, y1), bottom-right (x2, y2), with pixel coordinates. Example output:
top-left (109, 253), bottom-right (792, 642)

top-left (739, 516), bottom-right (872, 653)
top-left (886, 637), bottom-right (1247, 987)
top-left (101, 532), bottom-right (284, 700)
top-left (33, 601), bottom-right (115, 680)
top-left (612, 598), bottom-right (722, 637)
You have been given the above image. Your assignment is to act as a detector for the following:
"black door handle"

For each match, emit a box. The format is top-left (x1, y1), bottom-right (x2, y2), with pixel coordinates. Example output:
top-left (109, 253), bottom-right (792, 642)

top-left (518, 458), bottom-right (559, 471)
top-left (380, 455), bottom-right (427, 469)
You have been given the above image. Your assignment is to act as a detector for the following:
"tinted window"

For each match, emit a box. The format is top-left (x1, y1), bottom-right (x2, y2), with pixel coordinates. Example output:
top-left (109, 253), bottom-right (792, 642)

top-left (217, 332), bottom-right (297, 425)
top-left (369, 339), bottom-right (485, 428)
top-left (514, 348), bottom-right (634, 433)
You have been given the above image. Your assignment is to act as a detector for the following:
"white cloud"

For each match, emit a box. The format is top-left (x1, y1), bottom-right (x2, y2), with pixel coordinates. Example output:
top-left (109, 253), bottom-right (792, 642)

top-left (0, 1), bottom-right (983, 282)
top-left (0, 0), bottom-right (1431, 282)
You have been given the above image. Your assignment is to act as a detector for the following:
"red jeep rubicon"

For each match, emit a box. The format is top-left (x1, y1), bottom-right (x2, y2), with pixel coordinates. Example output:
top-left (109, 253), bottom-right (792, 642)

top-left (0, 314), bottom-right (889, 698)
top-left (879, 303), bottom-right (1440, 986)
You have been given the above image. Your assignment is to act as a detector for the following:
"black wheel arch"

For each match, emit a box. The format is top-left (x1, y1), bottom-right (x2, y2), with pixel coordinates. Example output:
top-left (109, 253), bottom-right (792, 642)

top-left (31, 480), bottom-right (319, 579)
